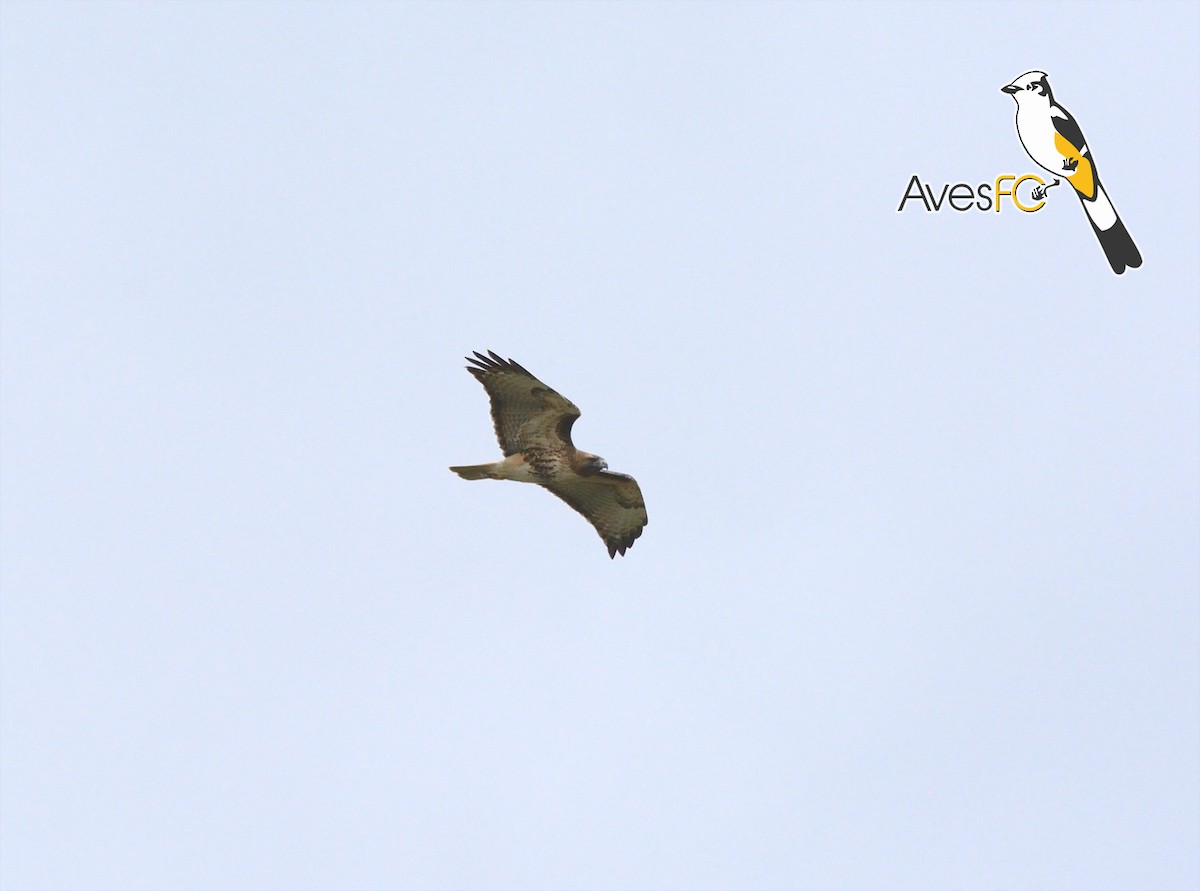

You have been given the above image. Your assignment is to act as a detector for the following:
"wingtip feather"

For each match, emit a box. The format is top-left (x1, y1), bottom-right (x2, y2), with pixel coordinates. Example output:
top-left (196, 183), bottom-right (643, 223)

top-left (464, 349), bottom-right (537, 380)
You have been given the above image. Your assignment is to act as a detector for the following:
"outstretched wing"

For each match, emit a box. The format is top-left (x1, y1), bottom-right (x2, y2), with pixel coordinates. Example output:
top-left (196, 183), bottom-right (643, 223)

top-left (465, 350), bottom-right (581, 455)
top-left (542, 470), bottom-right (648, 559)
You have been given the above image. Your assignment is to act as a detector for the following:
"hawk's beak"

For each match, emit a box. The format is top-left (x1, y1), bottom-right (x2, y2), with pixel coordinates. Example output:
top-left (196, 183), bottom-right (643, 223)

top-left (1001, 84), bottom-right (1020, 94)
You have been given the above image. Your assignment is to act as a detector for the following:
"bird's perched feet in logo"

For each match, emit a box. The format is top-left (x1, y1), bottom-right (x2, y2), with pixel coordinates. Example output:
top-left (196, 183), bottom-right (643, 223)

top-left (1031, 178), bottom-right (1061, 201)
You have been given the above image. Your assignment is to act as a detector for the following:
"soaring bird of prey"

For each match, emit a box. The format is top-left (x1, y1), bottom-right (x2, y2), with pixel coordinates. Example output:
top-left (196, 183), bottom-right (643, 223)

top-left (450, 350), bottom-right (647, 558)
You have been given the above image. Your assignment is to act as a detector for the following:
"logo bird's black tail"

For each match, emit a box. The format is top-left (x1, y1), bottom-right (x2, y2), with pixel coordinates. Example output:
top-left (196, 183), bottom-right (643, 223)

top-left (1079, 182), bottom-right (1143, 275)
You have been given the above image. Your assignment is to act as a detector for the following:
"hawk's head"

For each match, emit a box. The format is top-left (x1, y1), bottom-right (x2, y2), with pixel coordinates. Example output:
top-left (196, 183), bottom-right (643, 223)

top-left (578, 453), bottom-right (608, 476)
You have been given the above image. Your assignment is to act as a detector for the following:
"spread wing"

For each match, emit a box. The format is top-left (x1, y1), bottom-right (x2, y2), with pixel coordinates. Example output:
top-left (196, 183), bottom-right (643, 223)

top-left (542, 470), bottom-right (648, 559)
top-left (465, 350), bottom-right (581, 455)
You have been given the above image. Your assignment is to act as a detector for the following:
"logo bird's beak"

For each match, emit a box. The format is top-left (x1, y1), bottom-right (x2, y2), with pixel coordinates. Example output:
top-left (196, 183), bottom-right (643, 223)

top-left (1001, 84), bottom-right (1020, 94)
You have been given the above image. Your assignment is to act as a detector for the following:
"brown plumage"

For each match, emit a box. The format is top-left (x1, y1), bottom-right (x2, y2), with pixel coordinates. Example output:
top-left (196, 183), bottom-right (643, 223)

top-left (450, 350), bottom-right (647, 558)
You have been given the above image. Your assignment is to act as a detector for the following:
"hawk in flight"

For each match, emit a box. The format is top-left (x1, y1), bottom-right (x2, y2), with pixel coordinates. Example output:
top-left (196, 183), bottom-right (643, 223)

top-left (450, 350), bottom-right (648, 558)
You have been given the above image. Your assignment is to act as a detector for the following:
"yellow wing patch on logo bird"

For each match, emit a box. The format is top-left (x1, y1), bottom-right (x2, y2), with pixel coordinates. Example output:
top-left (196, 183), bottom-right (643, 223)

top-left (1054, 132), bottom-right (1095, 199)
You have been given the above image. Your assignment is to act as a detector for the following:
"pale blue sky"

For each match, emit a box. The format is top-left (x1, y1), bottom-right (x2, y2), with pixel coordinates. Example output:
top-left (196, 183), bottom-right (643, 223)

top-left (2, 2), bottom-right (1197, 890)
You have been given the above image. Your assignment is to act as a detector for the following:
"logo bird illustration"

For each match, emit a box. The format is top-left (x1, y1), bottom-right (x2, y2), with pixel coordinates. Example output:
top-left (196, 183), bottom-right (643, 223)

top-left (1003, 71), bottom-right (1142, 274)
